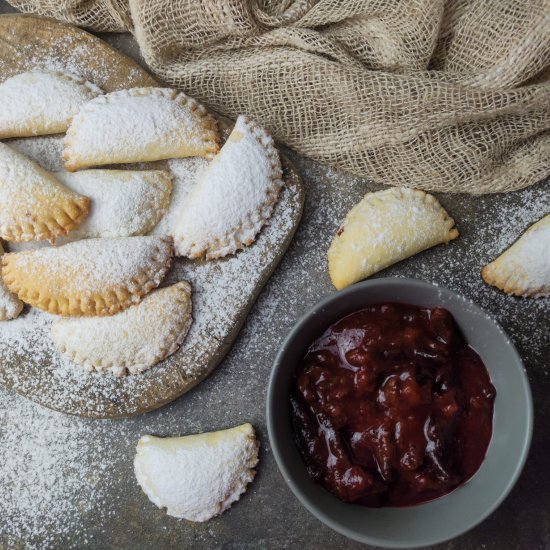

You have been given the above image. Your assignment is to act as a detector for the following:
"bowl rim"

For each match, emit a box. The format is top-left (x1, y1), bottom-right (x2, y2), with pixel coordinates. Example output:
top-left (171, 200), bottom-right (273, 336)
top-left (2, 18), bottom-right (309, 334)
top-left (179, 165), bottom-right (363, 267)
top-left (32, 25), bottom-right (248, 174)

top-left (266, 277), bottom-right (534, 548)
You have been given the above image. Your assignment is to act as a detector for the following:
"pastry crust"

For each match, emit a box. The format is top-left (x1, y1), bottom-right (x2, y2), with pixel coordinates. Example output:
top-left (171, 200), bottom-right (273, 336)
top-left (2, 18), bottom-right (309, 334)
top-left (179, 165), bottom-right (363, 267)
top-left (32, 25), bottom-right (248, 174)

top-left (51, 282), bottom-right (192, 376)
top-left (63, 87), bottom-right (220, 171)
top-left (173, 116), bottom-right (283, 259)
top-left (0, 143), bottom-right (90, 243)
top-left (0, 70), bottom-right (102, 139)
top-left (134, 424), bottom-right (259, 522)
top-left (1, 236), bottom-right (173, 316)
top-left (0, 243), bottom-right (23, 321)
top-left (328, 187), bottom-right (459, 289)
top-left (482, 213), bottom-right (550, 298)
top-left (55, 169), bottom-right (173, 239)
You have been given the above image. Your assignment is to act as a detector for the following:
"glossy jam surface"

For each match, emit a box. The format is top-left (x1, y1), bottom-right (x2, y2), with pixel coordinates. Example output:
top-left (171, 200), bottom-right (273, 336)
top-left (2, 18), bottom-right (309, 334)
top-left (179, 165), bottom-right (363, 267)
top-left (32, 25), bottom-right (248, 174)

top-left (290, 303), bottom-right (496, 507)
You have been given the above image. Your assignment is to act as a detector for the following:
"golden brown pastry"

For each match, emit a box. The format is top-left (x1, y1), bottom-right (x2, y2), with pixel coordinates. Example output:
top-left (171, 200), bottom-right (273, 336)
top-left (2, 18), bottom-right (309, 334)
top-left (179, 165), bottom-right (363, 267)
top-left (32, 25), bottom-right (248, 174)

top-left (482, 213), bottom-right (550, 297)
top-left (51, 282), bottom-right (192, 376)
top-left (0, 242), bottom-right (24, 321)
top-left (0, 143), bottom-right (90, 243)
top-left (0, 70), bottom-right (102, 139)
top-left (1, 236), bottom-right (173, 316)
top-left (55, 169), bottom-right (173, 239)
top-left (63, 87), bottom-right (220, 171)
top-left (328, 187), bottom-right (458, 289)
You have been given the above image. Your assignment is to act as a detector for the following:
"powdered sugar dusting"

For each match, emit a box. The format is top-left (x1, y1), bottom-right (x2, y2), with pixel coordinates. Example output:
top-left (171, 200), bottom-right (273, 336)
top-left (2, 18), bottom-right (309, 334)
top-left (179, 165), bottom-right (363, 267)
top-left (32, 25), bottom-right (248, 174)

top-left (0, 30), bottom-right (147, 93)
top-left (483, 214), bottom-right (550, 296)
top-left (0, 391), bottom-right (125, 549)
top-left (7, 134), bottom-right (65, 171)
top-left (173, 116), bottom-right (283, 259)
top-left (0, 242), bottom-right (23, 320)
top-left (4, 236), bottom-right (171, 296)
top-left (250, 157), bottom-right (550, 362)
top-left (51, 282), bottom-right (192, 376)
top-left (507, 221), bottom-right (550, 287)
top-left (0, 142), bottom-right (87, 241)
top-left (151, 157), bottom-right (208, 238)
top-left (0, 151), bottom-right (302, 416)
top-left (0, 139), bottom-right (547, 549)
top-left (0, 71), bottom-right (102, 138)
top-left (63, 88), bottom-right (218, 170)
top-left (134, 424), bottom-right (259, 521)
top-left (55, 169), bottom-right (173, 239)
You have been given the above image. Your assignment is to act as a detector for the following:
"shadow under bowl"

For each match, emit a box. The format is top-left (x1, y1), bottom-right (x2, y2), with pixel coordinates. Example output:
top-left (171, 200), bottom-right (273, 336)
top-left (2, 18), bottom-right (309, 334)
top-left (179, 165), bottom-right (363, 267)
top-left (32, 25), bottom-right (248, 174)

top-left (266, 278), bottom-right (533, 548)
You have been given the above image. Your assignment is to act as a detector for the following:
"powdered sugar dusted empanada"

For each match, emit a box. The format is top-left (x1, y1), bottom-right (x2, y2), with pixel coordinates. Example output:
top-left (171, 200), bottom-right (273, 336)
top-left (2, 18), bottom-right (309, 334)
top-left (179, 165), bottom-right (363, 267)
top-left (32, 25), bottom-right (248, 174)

top-left (482, 213), bottom-right (550, 298)
top-left (134, 423), bottom-right (259, 522)
top-left (0, 243), bottom-right (23, 321)
top-left (173, 116), bottom-right (283, 259)
top-left (63, 87), bottom-right (220, 171)
top-left (150, 157), bottom-right (209, 239)
top-left (328, 187), bottom-right (458, 289)
top-left (0, 71), bottom-right (102, 139)
top-left (55, 169), bottom-right (173, 239)
top-left (7, 134), bottom-right (65, 172)
top-left (51, 282), bottom-right (192, 376)
top-left (1, 236), bottom-right (172, 316)
top-left (0, 143), bottom-right (90, 243)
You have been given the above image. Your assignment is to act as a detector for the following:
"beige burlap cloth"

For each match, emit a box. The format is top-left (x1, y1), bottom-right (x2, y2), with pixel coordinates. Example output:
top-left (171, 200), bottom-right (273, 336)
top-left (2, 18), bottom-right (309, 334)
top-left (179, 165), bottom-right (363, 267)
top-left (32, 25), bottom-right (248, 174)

top-left (8, 0), bottom-right (550, 193)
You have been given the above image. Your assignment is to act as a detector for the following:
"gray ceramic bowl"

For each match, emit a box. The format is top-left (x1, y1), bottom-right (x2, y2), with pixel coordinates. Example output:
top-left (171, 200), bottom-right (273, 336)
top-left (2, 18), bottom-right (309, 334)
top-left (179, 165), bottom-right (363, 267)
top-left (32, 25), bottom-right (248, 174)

top-left (267, 278), bottom-right (533, 548)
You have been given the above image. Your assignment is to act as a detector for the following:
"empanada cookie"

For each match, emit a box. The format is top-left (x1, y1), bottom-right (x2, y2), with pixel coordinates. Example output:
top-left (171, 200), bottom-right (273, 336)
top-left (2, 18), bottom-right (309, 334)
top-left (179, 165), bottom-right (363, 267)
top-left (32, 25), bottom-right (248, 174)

top-left (150, 157), bottom-right (209, 239)
top-left (55, 169), bottom-right (173, 239)
top-left (134, 424), bottom-right (259, 522)
top-left (0, 71), bottom-right (102, 139)
top-left (51, 282), bottom-right (192, 376)
top-left (328, 187), bottom-right (459, 289)
top-left (0, 243), bottom-right (23, 321)
top-left (173, 116), bottom-right (283, 259)
top-left (0, 143), bottom-right (90, 243)
top-left (1, 236), bottom-right (172, 316)
top-left (63, 87), bottom-right (220, 171)
top-left (482, 213), bottom-right (550, 298)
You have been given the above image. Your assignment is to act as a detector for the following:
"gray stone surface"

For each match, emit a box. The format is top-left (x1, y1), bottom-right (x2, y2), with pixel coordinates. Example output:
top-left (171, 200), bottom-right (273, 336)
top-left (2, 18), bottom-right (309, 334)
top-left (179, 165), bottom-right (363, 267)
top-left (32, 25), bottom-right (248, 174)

top-left (0, 4), bottom-right (548, 549)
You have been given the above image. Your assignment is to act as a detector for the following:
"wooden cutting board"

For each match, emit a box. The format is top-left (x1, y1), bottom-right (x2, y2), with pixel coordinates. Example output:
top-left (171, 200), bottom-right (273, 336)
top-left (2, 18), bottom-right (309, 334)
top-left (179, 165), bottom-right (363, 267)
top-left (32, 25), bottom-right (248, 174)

top-left (0, 14), bottom-right (304, 418)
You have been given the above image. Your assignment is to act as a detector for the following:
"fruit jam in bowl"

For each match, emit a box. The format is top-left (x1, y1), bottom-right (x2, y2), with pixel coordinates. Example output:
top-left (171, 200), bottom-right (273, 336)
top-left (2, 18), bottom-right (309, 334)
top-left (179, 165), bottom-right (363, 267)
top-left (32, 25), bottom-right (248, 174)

top-left (267, 279), bottom-right (532, 548)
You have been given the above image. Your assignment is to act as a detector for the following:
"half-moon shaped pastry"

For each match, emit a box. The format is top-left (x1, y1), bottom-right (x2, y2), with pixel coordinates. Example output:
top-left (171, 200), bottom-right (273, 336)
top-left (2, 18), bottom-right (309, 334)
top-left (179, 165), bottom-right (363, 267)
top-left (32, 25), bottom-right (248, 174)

top-left (328, 188), bottom-right (458, 289)
top-left (1, 236), bottom-right (172, 316)
top-left (51, 282), bottom-right (192, 376)
top-left (134, 424), bottom-right (259, 522)
top-left (55, 169), bottom-right (173, 239)
top-left (0, 143), bottom-right (90, 243)
top-left (173, 116), bottom-right (283, 259)
top-left (482, 213), bottom-right (550, 298)
top-left (0, 71), bottom-right (102, 139)
top-left (63, 87), bottom-right (220, 171)
top-left (150, 157), bottom-right (209, 239)
top-left (0, 243), bottom-right (23, 321)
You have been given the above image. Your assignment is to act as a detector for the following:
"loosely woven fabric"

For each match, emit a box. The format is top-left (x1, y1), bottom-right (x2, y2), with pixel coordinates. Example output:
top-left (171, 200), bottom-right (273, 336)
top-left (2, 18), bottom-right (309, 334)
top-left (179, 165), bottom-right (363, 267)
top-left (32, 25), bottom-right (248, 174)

top-left (8, 0), bottom-right (550, 193)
